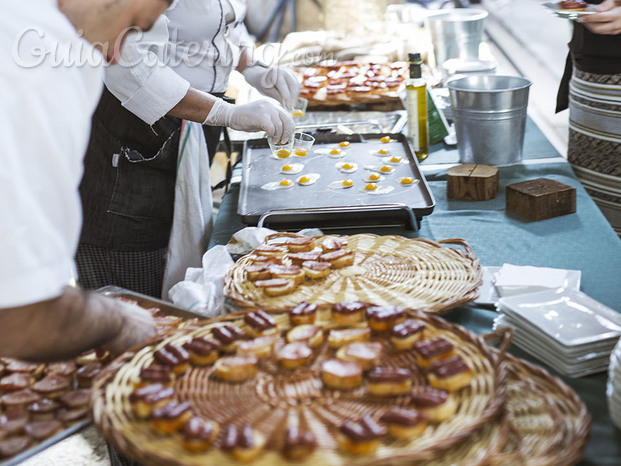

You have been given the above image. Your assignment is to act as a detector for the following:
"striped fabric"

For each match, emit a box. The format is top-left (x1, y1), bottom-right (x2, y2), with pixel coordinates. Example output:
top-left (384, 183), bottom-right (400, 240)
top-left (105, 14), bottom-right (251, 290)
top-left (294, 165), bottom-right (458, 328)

top-left (568, 69), bottom-right (621, 238)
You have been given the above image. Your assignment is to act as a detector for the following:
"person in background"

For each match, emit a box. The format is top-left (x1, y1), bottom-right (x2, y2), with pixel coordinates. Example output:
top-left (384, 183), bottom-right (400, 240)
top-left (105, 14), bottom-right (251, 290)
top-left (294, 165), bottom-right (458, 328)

top-left (556, 0), bottom-right (621, 237)
top-left (76, 0), bottom-right (299, 298)
top-left (0, 0), bottom-right (172, 361)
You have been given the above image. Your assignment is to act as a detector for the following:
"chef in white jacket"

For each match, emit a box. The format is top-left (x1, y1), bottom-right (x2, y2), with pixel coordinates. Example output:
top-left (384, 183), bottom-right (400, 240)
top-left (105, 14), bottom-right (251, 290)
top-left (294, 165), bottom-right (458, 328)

top-left (76, 0), bottom-right (300, 299)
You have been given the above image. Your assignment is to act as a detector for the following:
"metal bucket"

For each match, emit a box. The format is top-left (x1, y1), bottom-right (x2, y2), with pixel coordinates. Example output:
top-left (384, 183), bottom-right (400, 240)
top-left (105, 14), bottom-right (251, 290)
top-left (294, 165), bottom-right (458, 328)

top-left (425, 9), bottom-right (488, 68)
top-left (448, 75), bottom-right (532, 166)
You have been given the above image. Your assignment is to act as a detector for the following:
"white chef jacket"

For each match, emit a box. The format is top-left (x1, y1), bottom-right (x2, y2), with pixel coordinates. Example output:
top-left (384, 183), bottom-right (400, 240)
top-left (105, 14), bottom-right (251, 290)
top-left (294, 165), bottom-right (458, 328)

top-left (0, 0), bottom-right (103, 307)
top-left (105, 0), bottom-right (251, 126)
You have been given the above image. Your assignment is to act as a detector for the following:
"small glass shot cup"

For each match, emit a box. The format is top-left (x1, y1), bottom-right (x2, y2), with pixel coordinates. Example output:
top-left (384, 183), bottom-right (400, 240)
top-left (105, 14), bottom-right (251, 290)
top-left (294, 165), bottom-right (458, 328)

top-left (290, 97), bottom-right (308, 118)
top-left (268, 137), bottom-right (294, 159)
top-left (292, 132), bottom-right (315, 157)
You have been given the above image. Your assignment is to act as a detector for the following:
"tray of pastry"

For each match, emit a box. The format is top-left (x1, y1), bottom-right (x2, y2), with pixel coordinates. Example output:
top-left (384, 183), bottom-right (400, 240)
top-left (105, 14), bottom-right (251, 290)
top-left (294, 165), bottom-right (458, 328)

top-left (237, 133), bottom-right (435, 229)
top-left (295, 61), bottom-right (440, 108)
top-left (225, 233), bottom-right (482, 314)
top-left (91, 303), bottom-right (507, 465)
top-left (0, 289), bottom-right (200, 465)
top-left (0, 350), bottom-right (109, 466)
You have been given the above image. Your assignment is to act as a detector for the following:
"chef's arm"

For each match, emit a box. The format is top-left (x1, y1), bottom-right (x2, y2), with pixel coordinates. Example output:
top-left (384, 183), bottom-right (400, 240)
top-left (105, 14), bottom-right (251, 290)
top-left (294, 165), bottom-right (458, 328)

top-left (0, 287), bottom-right (156, 362)
top-left (104, 15), bottom-right (293, 142)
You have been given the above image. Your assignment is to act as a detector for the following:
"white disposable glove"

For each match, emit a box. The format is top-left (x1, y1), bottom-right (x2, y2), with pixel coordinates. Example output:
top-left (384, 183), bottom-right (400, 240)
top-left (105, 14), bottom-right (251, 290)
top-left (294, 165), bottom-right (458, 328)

top-left (204, 99), bottom-right (295, 144)
top-left (242, 64), bottom-right (301, 109)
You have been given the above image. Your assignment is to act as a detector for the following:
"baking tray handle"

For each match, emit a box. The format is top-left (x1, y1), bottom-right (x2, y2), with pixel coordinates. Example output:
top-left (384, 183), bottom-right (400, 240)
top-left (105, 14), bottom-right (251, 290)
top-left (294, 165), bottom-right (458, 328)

top-left (258, 204), bottom-right (418, 230)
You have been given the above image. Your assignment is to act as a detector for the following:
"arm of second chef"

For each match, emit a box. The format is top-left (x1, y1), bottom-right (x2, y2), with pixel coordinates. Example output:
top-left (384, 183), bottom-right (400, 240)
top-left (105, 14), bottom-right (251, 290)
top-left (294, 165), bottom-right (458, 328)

top-left (104, 14), bottom-right (219, 125)
top-left (103, 13), bottom-right (294, 142)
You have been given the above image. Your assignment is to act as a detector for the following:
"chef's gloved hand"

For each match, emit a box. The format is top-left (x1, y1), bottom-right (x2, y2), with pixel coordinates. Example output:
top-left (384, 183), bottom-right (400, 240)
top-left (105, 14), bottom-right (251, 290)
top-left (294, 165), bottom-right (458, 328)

top-left (204, 99), bottom-right (295, 144)
top-left (242, 63), bottom-right (301, 109)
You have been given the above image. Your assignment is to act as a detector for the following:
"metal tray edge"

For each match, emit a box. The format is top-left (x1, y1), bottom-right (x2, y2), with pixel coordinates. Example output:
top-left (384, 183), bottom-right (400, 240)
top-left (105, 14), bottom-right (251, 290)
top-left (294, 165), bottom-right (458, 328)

top-left (0, 420), bottom-right (90, 466)
top-left (97, 285), bottom-right (204, 320)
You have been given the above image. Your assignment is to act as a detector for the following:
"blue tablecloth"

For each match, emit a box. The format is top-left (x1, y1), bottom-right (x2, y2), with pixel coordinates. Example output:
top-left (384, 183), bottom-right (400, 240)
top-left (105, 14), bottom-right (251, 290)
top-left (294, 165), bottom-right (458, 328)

top-left (211, 117), bottom-right (621, 464)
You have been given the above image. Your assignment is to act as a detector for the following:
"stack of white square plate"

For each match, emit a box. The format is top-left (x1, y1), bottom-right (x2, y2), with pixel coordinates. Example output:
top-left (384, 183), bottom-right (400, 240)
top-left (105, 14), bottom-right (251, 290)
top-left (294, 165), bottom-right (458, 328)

top-left (607, 340), bottom-right (621, 429)
top-left (493, 288), bottom-right (621, 378)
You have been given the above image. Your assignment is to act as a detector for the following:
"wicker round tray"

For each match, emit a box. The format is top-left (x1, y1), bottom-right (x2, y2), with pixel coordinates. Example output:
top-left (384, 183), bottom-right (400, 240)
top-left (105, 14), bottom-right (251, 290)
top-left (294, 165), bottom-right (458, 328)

top-left (490, 353), bottom-right (591, 466)
top-left (91, 307), bottom-right (505, 465)
top-left (225, 234), bottom-right (482, 314)
top-left (414, 349), bottom-right (591, 466)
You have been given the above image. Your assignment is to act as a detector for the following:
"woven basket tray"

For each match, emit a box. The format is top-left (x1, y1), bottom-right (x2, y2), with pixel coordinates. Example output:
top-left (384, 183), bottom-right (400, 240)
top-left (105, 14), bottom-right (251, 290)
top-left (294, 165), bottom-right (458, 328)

top-left (415, 348), bottom-right (591, 466)
top-left (488, 353), bottom-right (591, 466)
top-left (225, 234), bottom-right (482, 314)
top-left (91, 307), bottom-right (505, 465)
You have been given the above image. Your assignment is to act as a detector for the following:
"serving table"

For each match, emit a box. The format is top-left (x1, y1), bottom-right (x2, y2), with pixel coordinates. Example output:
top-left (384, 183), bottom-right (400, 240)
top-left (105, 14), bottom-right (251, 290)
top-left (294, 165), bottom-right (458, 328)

top-left (210, 116), bottom-right (621, 465)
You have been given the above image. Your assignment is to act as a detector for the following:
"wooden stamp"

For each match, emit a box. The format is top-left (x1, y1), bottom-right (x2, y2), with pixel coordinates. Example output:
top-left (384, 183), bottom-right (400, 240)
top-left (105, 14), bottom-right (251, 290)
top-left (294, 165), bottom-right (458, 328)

top-left (447, 164), bottom-right (499, 201)
top-left (506, 178), bottom-right (576, 221)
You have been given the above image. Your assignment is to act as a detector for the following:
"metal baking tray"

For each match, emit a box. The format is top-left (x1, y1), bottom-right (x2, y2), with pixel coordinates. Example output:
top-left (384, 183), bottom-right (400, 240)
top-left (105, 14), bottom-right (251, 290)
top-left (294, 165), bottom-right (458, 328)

top-left (0, 288), bottom-right (200, 466)
top-left (294, 110), bottom-right (407, 134)
top-left (97, 285), bottom-right (203, 320)
top-left (238, 133), bottom-right (435, 229)
top-left (0, 420), bottom-right (90, 466)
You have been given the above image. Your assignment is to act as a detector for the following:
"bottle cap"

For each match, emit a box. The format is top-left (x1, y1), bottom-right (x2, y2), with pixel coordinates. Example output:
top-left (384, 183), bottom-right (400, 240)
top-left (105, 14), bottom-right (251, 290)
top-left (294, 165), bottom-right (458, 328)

top-left (408, 52), bottom-right (422, 64)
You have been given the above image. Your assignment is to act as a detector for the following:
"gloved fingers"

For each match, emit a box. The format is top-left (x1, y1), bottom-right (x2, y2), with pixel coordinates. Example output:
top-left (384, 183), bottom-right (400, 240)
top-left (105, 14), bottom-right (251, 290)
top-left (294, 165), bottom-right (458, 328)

top-left (261, 113), bottom-right (279, 141)
top-left (278, 68), bottom-right (301, 109)
top-left (276, 107), bottom-right (296, 143)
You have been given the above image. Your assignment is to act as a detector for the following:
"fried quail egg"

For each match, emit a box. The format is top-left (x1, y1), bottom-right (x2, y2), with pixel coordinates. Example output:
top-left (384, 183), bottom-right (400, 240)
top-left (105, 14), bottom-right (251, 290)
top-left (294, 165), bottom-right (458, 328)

top-left (362, 183), bottom-right (395, 195)
top-left (328, 148), bottom-right (347, 158)
top-left (364, 172), bottom-right (383, 182)
top-left (336, 162), bottom-right (359, 173)
top-left (398, 177), bottom-right (419, 186)
top-left (369, 186), bottom-right (395, 195)
top-left (280, 163), bottom-right (304, 175)
top-left (328, 179), bottom-right (355, 189)
top-left (262, 179), bottom-right (294, 190)
top-left (385, 155), bottom-right (404, 164)
top-left (380, 136), bottom-right (392, 143)
top-left (339, 141), bottom-right (351, 147)
top-left (314, 147), bottom-right (346, 158)
top-left (297, 173), bottom-right (321, 186)
top-left (370, 148), bottom-right (391, 157)
top-left (366, 165), bottom-right (396, 174)
top-left (271, 148), bottom-right (292, 159)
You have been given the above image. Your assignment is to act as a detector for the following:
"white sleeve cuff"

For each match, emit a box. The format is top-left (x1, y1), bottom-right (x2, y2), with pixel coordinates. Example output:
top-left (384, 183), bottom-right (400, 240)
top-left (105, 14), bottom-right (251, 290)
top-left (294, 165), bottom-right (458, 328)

top-left (121, 66), bottom-right (190, 126)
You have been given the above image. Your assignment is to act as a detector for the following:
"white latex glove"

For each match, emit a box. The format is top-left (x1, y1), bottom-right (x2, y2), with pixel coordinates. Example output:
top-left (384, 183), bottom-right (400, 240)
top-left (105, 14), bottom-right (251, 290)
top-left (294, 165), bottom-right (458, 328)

top-left (204, 99), bottom-right (295, 144)
top-left (242, 64), bottom-right (301, 109)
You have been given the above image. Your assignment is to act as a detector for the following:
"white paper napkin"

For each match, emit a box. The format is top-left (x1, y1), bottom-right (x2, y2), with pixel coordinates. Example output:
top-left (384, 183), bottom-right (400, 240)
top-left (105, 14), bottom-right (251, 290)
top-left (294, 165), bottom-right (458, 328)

top-left (494, 263), bottom-right (568, 297)
top-left (168, 245), bottom-right (234, 317)
top-left (226, 227), bottom-right (276, 256)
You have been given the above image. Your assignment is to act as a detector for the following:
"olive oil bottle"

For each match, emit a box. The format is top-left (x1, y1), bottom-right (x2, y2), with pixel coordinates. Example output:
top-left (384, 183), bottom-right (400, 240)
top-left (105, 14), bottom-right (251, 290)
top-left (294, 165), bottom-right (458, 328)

top-left (406, 52), bottom-right (429, 161)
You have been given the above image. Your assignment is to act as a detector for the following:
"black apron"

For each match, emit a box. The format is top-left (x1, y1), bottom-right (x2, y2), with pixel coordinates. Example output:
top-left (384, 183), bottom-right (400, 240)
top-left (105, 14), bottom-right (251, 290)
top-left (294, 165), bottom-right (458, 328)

top-left (79, 87), bottom-right (182, 252)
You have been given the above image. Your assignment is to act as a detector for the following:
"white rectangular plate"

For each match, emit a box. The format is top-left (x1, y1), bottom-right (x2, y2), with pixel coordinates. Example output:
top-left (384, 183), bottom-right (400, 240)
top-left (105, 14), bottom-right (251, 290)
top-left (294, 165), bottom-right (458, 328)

top-left (498, 288), bottom-right (621, 347)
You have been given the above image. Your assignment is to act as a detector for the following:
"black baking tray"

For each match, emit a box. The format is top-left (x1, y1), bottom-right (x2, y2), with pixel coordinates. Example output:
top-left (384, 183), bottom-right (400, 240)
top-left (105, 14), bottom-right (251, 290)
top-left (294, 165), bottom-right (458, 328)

top-left (237, 133), bottom-right (435, 229)
top-left (0, 288), bottom-right (200, 466)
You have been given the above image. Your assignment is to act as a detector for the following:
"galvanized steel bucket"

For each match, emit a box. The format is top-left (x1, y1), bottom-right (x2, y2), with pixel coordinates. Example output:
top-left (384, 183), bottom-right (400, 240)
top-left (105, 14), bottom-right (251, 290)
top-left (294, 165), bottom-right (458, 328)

top-left (448, 75), bottom-right (532, 166)
top-left (425, 9), bottom-right (488, 68)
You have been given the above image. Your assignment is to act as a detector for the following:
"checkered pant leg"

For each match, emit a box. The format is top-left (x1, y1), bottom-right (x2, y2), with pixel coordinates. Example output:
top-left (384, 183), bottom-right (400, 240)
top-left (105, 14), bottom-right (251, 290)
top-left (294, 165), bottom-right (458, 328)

top-left (75, 244), bottom-right (167, 298)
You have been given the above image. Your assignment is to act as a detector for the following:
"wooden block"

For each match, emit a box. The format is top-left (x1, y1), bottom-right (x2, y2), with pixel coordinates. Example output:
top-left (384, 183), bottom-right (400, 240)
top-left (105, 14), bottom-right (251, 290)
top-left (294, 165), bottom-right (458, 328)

top-left (447, 164), bottom-right (499, 201)
top-left (506, 178), bottom-right (576, 221)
